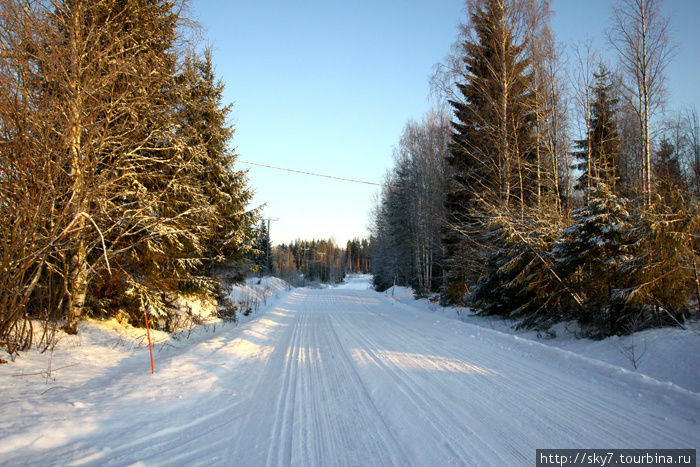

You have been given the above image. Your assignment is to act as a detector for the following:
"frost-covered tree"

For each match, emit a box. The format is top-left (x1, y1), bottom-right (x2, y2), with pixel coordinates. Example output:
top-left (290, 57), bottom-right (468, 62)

top-left (471, 209), bottom-right (567, 329)
top-left (27, 0), bottom-right (187, 330)
top-left (0, 0), bottom-right (256, 348)
top-left (98, 48), bottom-right (257, 323)
top-left (553, 184), bottom-right (633, 335)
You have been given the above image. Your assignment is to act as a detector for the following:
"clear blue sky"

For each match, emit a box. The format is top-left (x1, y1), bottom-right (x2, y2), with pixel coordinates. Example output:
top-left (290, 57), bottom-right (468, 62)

top-left (191, 0), bottom-right (699, 246)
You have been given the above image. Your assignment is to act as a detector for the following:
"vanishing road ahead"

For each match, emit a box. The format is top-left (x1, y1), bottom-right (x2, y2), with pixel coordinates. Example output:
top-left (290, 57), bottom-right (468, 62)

top-left (3, 276), bottom-right (699, 466)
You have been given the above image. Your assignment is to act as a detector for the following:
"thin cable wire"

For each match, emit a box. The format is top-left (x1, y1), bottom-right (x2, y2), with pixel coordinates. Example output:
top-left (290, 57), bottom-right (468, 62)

top-left (238, 159), bottom-right (395, 188)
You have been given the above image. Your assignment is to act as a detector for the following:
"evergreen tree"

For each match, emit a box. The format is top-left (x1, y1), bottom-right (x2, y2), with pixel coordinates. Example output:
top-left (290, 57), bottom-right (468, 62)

top-left (252, 220), bottom-right (272, 276)
top-left (552, 184), bottom-right (633, 335)
top-left (345, 238), bottom-right (372, 273)
top-left (0, 0), bottom-right (258, 348)
top-left (442, 0), bottom-right (536, 304)
top-left (617, 194), bottom-right (697, 329)
top-left (652, 138), bottom-right (685, 205)
top-left (43, 0), bottom-right (187, 328)
top-left (175, 51), bottom-right (256, 280)
top-left (88, 48), bottom-right (256, 324)
top-left (471, 210), bottom-right (566, 330)
top-left (572, 64), bottom-right (622, 195)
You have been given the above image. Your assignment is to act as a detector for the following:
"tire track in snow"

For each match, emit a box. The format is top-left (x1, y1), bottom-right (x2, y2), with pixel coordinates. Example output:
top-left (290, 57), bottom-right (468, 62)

top-left (329, 301), bottom-right (505, 466)
top-left (321, 289), bottom-right (698, 464)
top-left (235, 291), bottom-right (409, 466)
top-left (265, 310), bottom-right (304, 466)
top-left (359, 296), bottom-right (688, 447)
top-left (321, 312), bottom-right (411, 466)
top-left (6, 286), bottom-right (697, 467)
top-left (290, 294), bottom-right (408, 466)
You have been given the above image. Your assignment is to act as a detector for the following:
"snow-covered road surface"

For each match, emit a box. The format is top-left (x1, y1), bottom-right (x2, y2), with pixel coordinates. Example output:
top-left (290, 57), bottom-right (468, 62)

top-left (2, 281), bottom-right (699, 466)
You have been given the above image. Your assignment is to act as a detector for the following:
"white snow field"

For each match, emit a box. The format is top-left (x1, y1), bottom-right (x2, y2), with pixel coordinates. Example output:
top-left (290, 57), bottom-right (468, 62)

top-left (1, 276), bottom-right (699, 466)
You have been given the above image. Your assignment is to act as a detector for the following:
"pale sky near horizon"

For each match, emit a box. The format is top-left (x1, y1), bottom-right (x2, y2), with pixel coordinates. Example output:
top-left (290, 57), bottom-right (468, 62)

top-left (192, 0), bottom-right (700, 246)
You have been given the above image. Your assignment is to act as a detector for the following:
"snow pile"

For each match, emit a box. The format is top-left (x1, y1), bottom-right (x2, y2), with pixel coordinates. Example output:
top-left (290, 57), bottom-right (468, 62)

top-left (0, 276), bottom-right (292, 383)
top-left (379, 279), bottom-right (700, 394)
top-left (172, 295), bottom-right (217, 323)
top-left (228, 276), bottom-right (292, 321)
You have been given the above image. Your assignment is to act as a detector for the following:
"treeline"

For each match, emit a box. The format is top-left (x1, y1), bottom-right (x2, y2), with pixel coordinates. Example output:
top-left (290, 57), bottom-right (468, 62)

top-left (262, 237), bottom-right (371, 286)
top-left (371, 110), bottom-right (451, 297)
top-left (372, 0), bottom-right (699, 337)
top-left (0, 0), bottom-right (256, 356)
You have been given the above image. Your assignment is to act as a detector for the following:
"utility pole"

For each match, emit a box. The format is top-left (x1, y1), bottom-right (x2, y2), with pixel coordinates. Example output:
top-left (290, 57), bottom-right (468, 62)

top-left (264, 217), bottom-right (278, 276)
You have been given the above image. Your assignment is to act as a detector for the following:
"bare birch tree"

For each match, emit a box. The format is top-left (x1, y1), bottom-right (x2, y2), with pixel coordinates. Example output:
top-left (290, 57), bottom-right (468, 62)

top-left (608, 0), bottom-right (675, 204)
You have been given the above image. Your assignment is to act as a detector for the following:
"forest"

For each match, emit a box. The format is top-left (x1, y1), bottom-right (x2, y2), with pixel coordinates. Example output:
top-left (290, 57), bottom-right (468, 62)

top-left (0, 0), bottom-right (257, 357)
top-left (251, 220), bottom-right (371, 287)
top-left (371, 0), bottom-right (699, 337)
top-left (1, 0), bottom-right (697, 360)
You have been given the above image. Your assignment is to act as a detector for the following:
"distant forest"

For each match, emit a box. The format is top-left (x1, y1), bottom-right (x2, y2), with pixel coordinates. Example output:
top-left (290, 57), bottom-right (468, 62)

top-left (371, 0), bottom-right (699, 337)
top-left (251, 221), bottom-right (370, 287)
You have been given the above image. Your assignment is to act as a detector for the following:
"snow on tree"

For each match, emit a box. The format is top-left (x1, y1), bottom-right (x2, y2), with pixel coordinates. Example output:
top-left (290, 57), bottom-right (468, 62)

top-left (617, 193), bottom-right (698, 329)
top-left (552, 183), bottom-right (634, 335)
top-left (0, 0), bottom-right (256, 352)
top-left (442, 0), bottom-right (539, 304)
top-left (471, 208), bottom-right (567, 330)
top-left (370, 110), bottom-right (450, 295)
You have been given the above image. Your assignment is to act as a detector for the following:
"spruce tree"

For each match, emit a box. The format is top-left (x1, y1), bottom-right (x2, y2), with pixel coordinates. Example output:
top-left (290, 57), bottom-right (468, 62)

top-left (619, 194), bottom-right (697, 327)
top-left (252, 220), bottom-right (272, 277)
top-left (442, 0), bottom-right (536, 304)
top-left (90, 48), bottom-right (256, 323)
top-left (572, 64), bottom-right (622, 194)
top-left (41, 0), bottom-right (186, 328)
top-left (175, 51), bottom-right (256, 282)
top-left (652, 138), bottom-right (685, 206)
top-left (471, 210), bottom-right (566, 330)
top-left (552, 184), bottom-right (633, 335)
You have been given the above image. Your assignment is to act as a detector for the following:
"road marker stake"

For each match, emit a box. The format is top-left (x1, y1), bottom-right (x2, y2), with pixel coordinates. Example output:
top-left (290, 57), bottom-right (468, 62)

top-left (144, 310), bottom-right (155, 374)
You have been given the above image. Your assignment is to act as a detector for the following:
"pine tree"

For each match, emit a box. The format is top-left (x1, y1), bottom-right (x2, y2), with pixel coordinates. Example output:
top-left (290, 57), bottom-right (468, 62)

top-left (442, 0), bottom-right (536, 304)
top-left (572, 64), bottom-right (622, 195)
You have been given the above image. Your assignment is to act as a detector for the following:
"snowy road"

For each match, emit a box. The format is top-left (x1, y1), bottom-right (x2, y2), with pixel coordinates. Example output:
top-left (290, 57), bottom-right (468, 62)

top-left (2, 278), bottom-right (699, 466)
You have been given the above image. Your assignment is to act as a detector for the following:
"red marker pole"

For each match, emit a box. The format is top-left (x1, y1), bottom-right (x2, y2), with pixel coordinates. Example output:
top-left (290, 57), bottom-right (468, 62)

top-left (143, 309), bottom-right (155, 374)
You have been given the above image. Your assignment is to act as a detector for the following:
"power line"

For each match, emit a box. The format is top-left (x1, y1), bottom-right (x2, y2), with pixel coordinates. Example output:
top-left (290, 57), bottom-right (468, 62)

top-left (238, 159), bottom-right (395, 188)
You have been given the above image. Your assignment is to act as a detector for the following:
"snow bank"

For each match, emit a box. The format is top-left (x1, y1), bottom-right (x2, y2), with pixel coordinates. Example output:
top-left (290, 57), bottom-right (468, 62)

top-left (380, 280), bottom-right (700, 394)
top-left (0, 278), bottom-right (291, 466)
top-left (228, 276), bottom-right (292, 323)
top-left (0, 276), bottom-right (292, 383)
